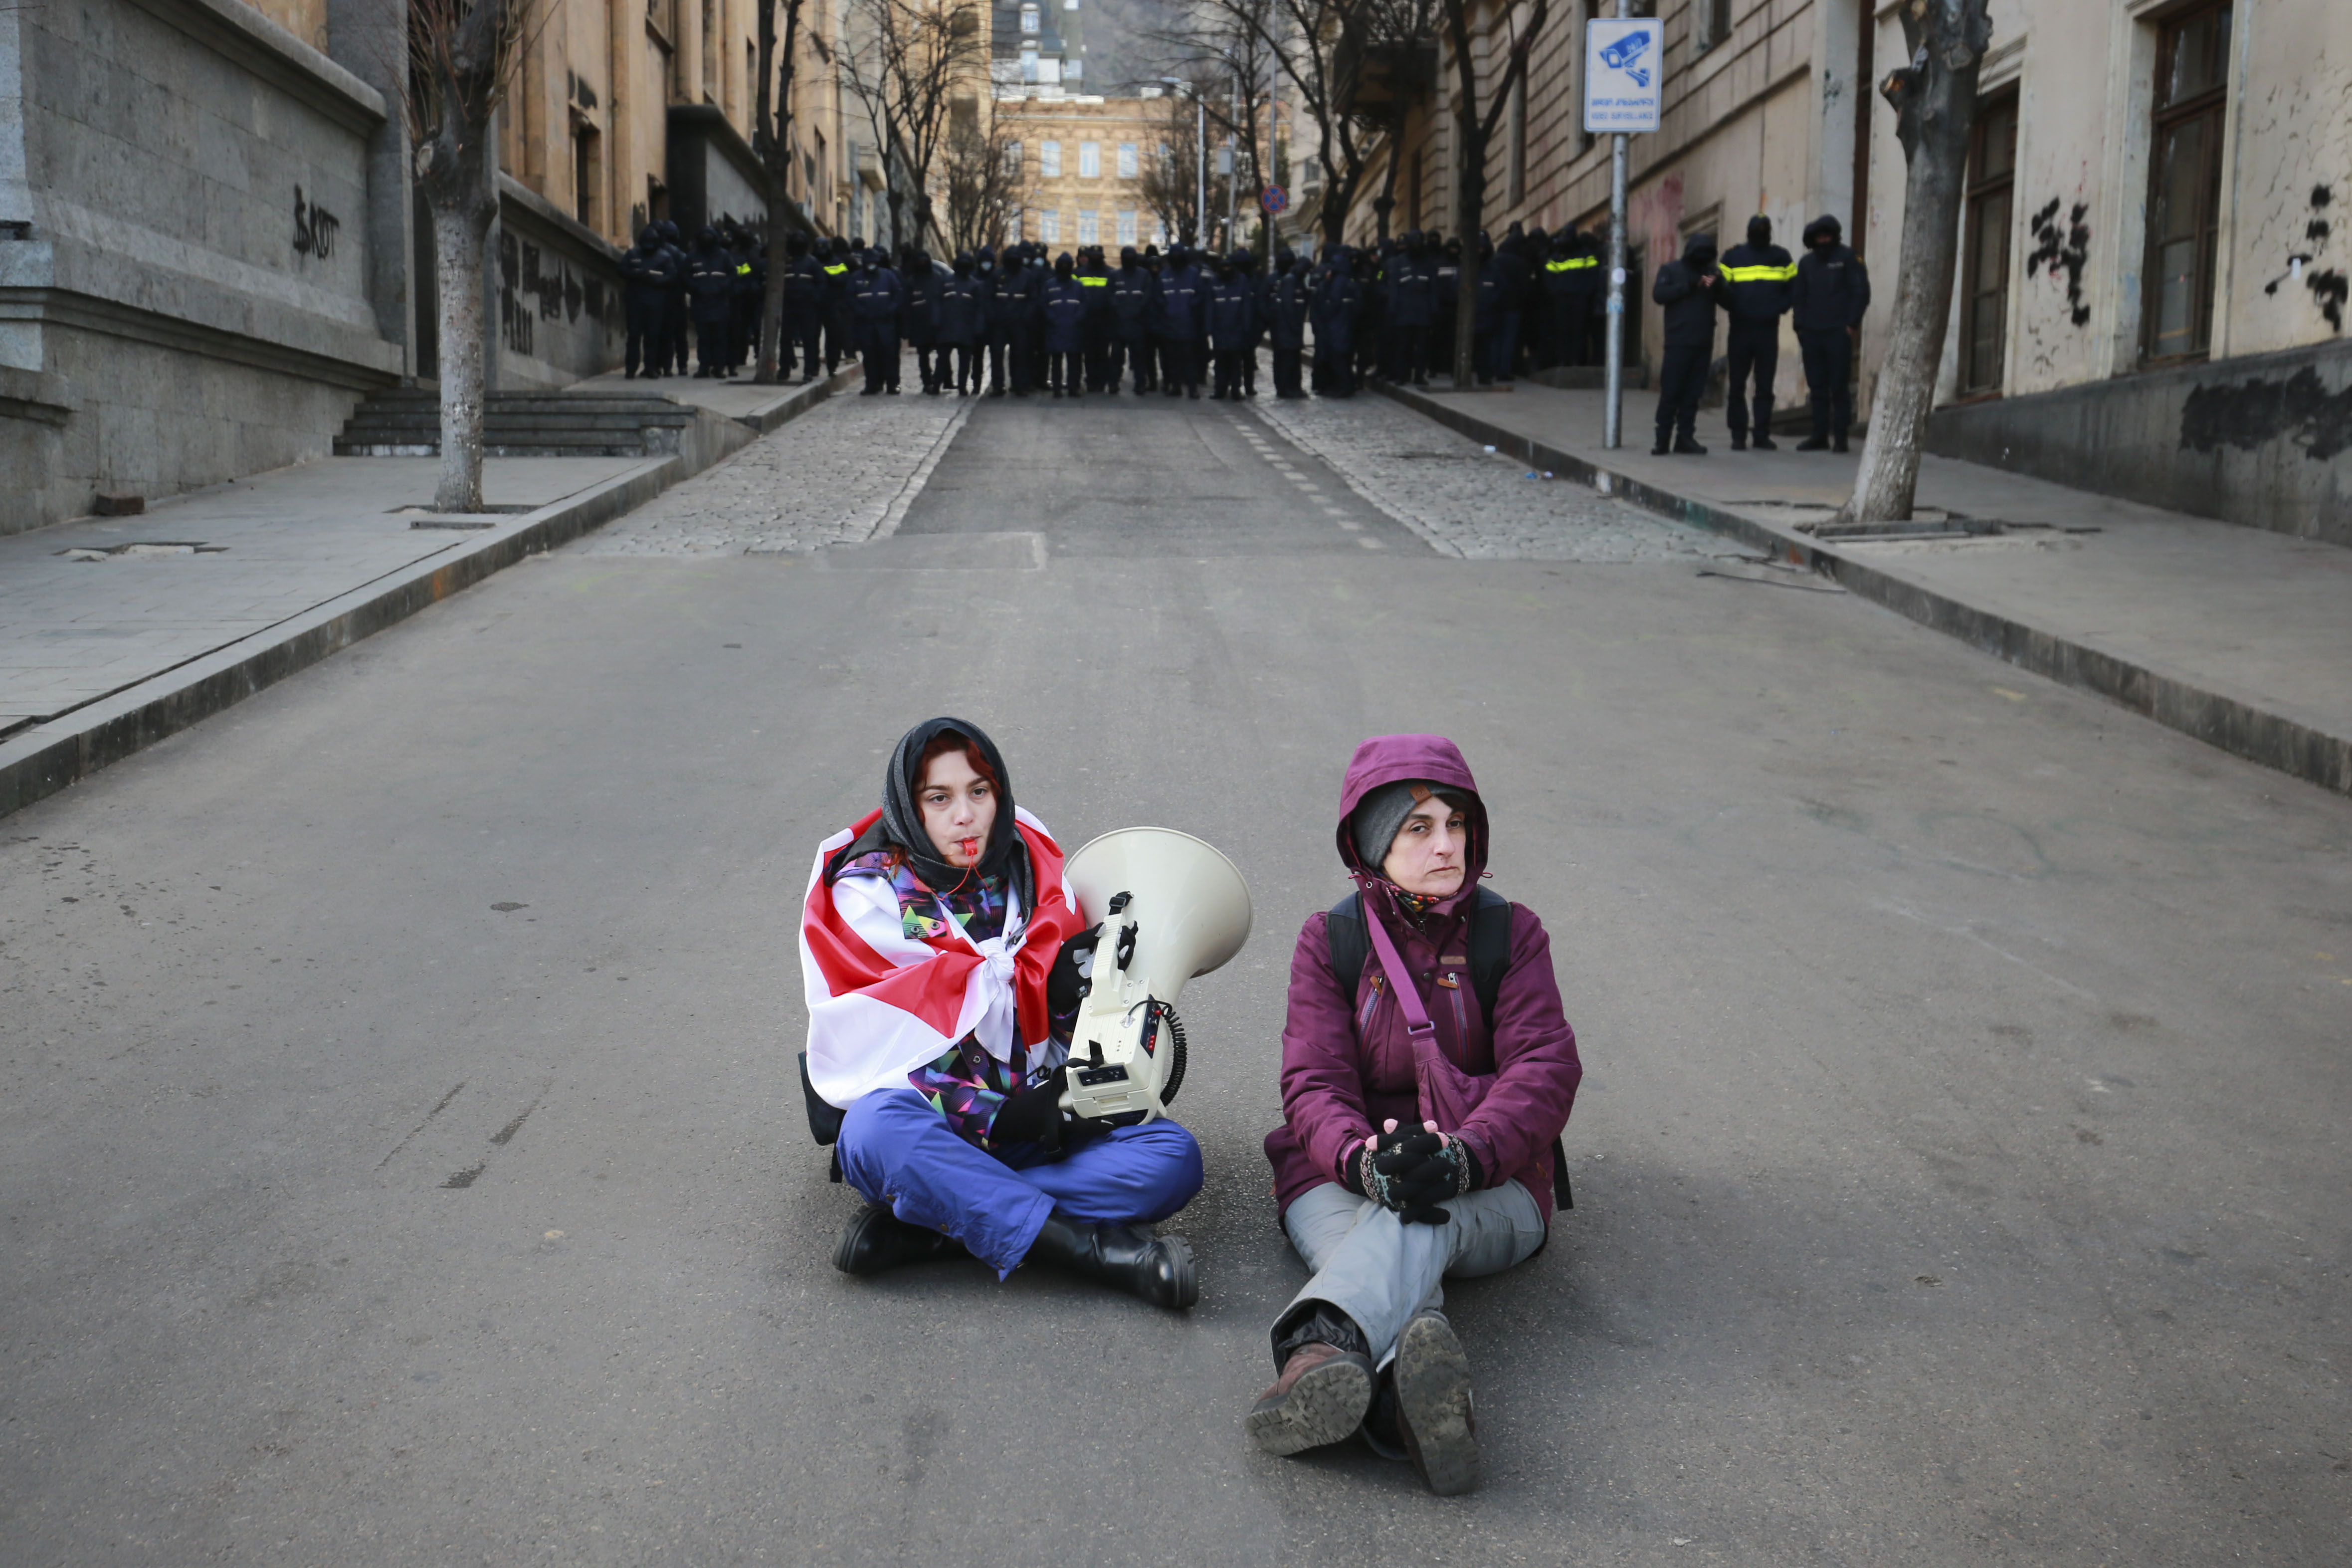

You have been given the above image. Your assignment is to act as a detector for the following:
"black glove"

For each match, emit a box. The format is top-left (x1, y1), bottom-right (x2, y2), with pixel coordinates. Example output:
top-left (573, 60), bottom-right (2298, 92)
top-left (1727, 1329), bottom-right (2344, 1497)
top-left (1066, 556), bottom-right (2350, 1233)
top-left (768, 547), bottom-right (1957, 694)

top-left (1046, 924), bottom-right (1103, 1017)
top-left (988, 1064), bottom-right (1075, 1150)
top-left (1362, 1133), bottom-right (1481, 1225)
top-left (1357, 1129), bottom-right (1441, 1212)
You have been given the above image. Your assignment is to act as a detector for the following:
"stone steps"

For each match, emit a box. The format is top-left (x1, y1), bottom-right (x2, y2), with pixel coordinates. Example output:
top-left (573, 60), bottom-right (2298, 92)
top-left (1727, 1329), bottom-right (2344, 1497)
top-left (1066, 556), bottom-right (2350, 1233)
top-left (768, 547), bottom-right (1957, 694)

top-left (333, 391), bottom-right (699, 457)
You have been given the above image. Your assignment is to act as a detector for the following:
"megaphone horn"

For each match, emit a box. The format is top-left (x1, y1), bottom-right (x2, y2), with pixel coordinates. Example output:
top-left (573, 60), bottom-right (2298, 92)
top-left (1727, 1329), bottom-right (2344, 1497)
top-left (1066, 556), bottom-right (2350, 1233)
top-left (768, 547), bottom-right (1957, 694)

top-left (1058, 827), bottom-right (1253, 1126)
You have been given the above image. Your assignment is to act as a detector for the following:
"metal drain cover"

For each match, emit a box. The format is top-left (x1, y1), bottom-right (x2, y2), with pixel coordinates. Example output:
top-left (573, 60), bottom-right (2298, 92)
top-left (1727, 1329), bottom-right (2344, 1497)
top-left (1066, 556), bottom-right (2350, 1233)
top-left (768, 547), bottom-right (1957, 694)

top-left (57, 542), bottom-right (227, 561)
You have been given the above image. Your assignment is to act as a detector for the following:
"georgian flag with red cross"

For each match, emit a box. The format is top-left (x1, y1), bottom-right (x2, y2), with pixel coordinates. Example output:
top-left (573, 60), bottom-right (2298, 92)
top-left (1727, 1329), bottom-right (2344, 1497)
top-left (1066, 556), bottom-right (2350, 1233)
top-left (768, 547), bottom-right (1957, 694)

top-left (799, 806), bottom-right (1084, 1107)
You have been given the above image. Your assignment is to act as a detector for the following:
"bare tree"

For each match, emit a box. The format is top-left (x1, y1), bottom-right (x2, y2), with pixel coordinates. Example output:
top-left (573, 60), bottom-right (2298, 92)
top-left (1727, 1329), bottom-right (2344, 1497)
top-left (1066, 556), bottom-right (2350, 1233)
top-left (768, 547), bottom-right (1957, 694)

top-left (403, 0), bottom-right (535, 512)
top-left (1842, 0), bottom-right (1994, 524)
top-left (1137, 90), bottom-right (1203, 245)
top-left (1182, 0), bottom-right (1439, 247)
top-left (1145, 21), bottom-right (1275, 252)
top-left (841, 0), bottom-right (985, 251)
top-left (1435, 0), bottom-right (1548, 385)
top-left (941, 105), bottom-right (1018, 254)
top-left (752, 0), bottom-right (812, 385)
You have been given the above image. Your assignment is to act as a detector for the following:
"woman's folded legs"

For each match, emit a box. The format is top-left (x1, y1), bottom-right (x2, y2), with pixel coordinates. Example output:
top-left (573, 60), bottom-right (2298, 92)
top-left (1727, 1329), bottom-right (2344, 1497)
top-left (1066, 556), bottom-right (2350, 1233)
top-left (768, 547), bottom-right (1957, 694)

top-left (1246, 1180), bottom-right (1543, 1489)
top-left (833, 1089), bottom-right (1204, 1306)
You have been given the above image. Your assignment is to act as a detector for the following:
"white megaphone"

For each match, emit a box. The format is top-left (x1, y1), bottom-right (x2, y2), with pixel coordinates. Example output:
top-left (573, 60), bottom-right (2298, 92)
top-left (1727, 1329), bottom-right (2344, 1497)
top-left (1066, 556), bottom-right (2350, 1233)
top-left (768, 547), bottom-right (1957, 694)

top-left (1058, 827), bottom-right (1253, 1125)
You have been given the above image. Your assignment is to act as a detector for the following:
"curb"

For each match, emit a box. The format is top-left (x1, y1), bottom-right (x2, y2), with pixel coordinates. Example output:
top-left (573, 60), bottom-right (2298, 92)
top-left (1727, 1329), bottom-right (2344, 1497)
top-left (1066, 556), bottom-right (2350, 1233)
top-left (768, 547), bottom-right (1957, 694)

top-left (0, 366), bottom-right (867, 821)
top-left (733, 363), bottom-right (863, 434)
top-left (1372, 379), bottom-right (2352, 799)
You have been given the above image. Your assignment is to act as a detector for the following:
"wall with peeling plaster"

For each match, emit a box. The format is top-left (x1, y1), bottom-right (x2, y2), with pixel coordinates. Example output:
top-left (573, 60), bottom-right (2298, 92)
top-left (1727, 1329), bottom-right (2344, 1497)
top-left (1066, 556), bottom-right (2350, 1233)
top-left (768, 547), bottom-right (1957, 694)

top-left (1865, 0), bottom-right (2352, 536)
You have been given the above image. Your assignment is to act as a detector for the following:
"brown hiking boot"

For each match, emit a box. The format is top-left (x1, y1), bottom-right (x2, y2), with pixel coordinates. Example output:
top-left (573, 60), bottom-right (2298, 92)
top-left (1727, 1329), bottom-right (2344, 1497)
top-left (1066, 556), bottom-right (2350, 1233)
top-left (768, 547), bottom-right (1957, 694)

top-left (1243, 1341), bottom-right (1375, 1457)
top-left (1394, 1310), bottom-right (1480, 1495)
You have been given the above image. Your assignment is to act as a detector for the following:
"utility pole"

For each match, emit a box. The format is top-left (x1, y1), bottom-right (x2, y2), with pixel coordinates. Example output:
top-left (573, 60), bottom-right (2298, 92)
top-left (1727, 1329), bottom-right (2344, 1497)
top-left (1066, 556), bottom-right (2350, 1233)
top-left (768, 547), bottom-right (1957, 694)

top-left (1226, 75), bottom-right (1240, 251)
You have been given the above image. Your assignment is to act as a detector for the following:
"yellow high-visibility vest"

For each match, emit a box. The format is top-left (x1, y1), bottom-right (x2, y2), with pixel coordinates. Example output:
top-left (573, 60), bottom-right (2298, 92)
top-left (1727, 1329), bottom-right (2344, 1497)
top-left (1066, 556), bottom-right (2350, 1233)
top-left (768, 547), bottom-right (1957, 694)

top-left (1719, 262), bottom-right (1798, 282)
top-left (1545, 257), bottom-right (1598, 273)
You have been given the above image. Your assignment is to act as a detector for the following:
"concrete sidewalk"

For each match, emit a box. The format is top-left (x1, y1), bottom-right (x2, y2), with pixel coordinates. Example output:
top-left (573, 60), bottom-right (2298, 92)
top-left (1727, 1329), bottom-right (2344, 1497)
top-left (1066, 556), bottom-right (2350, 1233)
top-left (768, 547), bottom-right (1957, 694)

top-left (1383, 379), bottom-right (2352, 797)
top-left (0, 367), bottom-right (856, 817)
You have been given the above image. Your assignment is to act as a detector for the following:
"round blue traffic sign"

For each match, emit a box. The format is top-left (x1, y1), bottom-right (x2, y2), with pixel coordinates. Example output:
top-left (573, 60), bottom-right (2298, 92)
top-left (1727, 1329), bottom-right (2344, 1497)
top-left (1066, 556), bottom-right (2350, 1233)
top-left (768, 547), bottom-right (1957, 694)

top-left (1260, 185), bottom-right (1289, 215)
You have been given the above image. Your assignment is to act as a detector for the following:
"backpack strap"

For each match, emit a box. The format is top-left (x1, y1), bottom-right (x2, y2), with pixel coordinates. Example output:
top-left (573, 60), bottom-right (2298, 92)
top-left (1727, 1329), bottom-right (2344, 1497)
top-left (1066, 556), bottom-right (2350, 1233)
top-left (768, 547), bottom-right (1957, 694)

top-left (1329, 885), bottom-right (1513, 1033)
top-left (1325, 892), bottom-right (1369, 1002)
top-left (1467, 886), bottom-right (1512, 1030)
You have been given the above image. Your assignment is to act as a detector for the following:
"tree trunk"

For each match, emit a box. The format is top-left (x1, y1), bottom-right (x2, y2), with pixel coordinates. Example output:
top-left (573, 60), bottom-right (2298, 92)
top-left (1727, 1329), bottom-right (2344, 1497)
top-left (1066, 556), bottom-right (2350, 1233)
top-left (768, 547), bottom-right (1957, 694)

top-left (757, 223), bottom-right (792, 383)
top-left (1843, 0), bottom-right (1992, 525)
top-left (1451, 104), bottom-right (1482, 388)
top-left (431, 199), bottom-right (496, 513)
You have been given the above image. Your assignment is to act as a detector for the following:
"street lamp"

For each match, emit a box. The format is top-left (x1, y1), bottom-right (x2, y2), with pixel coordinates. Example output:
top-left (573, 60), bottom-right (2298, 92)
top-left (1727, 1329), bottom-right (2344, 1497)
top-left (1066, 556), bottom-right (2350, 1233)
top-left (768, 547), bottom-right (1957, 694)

top-left (1159, 76), bottom-right (1207, 247)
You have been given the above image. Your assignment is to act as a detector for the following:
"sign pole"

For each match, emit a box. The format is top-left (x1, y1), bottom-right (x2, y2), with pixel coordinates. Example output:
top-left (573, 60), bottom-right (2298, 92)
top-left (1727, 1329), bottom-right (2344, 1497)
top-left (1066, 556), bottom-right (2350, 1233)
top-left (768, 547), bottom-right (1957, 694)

top-left (1605, 131), bottom-right (1627, 449)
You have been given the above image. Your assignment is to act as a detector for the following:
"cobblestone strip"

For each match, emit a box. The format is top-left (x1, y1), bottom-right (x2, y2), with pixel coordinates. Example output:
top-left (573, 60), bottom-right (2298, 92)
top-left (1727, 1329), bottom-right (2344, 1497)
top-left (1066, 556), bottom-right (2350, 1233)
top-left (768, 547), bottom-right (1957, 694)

top-left (1247, 388), bottom-right (1718, 563)
top-left (587, 386), bottom-right (970, 557)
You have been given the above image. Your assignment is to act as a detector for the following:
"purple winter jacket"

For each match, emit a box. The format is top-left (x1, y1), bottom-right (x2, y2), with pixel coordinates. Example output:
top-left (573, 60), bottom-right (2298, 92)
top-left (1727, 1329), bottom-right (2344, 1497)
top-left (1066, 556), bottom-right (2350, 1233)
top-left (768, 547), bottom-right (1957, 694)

top-left (1264, 735), bottom-right (1583, 1224)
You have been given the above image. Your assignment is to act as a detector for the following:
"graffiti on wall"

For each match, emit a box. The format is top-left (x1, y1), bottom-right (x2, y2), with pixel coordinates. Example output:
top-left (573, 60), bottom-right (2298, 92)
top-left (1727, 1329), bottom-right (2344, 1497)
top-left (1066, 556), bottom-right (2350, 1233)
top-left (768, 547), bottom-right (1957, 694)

top-left (497, 231), bottom-right (614, 358)
top-left (2262, 185), bottom-right (2345, 334)
top-left (293, 186), bottom-right (340, 261)
top-left (2180, 365), bottom-right (2352, 462)
top-left (2025, 198), bottom-right (2091, 327)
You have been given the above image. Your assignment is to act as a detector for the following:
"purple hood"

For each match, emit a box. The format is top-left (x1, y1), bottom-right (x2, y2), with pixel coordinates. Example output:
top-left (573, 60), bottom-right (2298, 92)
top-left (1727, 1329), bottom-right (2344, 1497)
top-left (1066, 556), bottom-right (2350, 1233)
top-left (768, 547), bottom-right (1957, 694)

top-left (1335, 733), bottom-right (1489, 919)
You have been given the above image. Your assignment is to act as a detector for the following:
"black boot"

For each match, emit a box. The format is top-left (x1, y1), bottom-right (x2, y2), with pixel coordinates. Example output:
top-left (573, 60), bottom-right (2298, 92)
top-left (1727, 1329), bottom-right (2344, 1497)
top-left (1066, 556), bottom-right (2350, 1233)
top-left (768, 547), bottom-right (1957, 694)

top-left (1023, 1210), bottom-right (1197, 1310)
top-left (1674, 434), bottom-right (1709, 455)
top-left (1796, 433), bottom-right (1830, 451)
top-left (833, 1203), bottom-right (966, 1276)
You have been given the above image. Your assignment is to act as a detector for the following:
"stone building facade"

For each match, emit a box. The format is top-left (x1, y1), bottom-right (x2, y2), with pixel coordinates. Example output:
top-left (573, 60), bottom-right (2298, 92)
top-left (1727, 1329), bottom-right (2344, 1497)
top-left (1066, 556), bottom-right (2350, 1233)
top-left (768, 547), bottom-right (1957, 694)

top-left (1, 0), bottom-right (845, 535)
top-left (994, 94), bottom-right (1162, 251)
top-left (1345, 0), bottom-right (2350, 539)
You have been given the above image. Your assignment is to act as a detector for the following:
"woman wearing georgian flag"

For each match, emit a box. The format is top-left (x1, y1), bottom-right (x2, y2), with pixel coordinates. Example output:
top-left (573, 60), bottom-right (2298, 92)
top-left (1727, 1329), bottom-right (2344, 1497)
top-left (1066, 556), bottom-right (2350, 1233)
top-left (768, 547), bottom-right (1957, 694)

top-left (800, 717), bottom-right (1203, 1309)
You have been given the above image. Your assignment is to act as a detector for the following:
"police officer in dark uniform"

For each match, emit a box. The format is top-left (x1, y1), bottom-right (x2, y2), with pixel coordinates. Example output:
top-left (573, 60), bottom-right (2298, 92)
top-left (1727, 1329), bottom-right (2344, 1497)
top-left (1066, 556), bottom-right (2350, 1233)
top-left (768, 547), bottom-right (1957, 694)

top-left (851, 247), bottom-right (905, 394)
top-left (1109, 245), bottom-right (1155, 392)
top-left (1077, 247), bottom-right (1116, 392)
top-left (1649, 230), bottom-right (1730, 454)
top-left (820, 238), bottom-right (856, 373)
top-left (1268, 246), bottom-right (1309, 398)
top-left (1718, 214), bottom-right (1796, 450)
top-left (1790, 214), bottom-right (1871, 451)
top-left (686, 227), bottom-right (737, 378)
top-left (938, 250), bottom-right (985, 394)
top-left (783, 232), bottom-right (824, 382)
top-left (620, 225), bottom-right (674, 379)
top-left (1539, 229), bottom-right (1601, 369)
top-left (657, 221), bottom-right (690, 376)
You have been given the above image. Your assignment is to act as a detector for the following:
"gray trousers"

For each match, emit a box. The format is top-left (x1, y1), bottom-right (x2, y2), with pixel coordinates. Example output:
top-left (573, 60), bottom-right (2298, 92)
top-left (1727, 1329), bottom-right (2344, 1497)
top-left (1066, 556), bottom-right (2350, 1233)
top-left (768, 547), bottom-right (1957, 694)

top-left (1279, 1179), bottom-right (1547, 1368)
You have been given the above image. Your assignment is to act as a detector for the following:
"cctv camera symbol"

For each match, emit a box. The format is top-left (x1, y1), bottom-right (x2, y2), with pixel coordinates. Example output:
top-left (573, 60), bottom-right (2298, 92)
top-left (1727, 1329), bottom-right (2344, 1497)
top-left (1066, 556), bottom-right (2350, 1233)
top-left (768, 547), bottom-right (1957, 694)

top-left (1599, 32), bottom-right (1652, 87)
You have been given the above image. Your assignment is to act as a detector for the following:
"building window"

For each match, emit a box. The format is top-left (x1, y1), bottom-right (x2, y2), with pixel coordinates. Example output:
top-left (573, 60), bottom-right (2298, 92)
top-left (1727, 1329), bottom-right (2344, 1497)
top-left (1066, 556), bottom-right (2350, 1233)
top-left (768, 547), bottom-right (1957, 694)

top-left (1079, 141), bottom-right (1100, 178)
top-left (1008, 207), bottom-right (1023, 241)
top-left (1019, 3), bottom-right (1038, 31)
top-left (1021, 47), bottom-right (1038, 83)
top-left (1078, 209), bottom-right (1099, 243)
top-left (1116, 209), bottom-right (1137, 244)
top-left (1117, 142), bottom-right (1138, 179)
top-left (1003, 140), bottom-right (1022, 177)
top-left (574, 123), bottom-right (601, 229)
top-left (2143, 1), bottom-right (2231, 362)
top-left (1040, 208), bottom-right (1062, 243)
top-left (1695, 0), bottom-right (1732, 53)
top-left (1041, 141), bottom-right (1062, 178)
top-left (1959, 92), bottom-right (2017, 395)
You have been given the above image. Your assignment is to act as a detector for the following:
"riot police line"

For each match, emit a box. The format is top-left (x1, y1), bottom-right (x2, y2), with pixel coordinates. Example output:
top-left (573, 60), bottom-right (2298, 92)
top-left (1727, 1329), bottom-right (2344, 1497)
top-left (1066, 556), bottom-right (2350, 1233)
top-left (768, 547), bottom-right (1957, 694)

top-left (617, 221), bottom-right (1623, 402)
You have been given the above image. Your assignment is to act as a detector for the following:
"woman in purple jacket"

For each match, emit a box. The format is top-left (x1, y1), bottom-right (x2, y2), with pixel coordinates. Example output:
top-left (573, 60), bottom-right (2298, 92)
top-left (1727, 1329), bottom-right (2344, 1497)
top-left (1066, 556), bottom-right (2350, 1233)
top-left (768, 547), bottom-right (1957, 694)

top-left (1246, 735), bottom-right (1581, 1494)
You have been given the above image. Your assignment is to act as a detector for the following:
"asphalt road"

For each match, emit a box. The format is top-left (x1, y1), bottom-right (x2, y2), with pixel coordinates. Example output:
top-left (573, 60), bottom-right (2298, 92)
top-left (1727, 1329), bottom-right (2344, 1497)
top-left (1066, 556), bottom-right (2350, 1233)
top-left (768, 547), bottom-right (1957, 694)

top-left (3, 396), bottom-right (2347, 1568)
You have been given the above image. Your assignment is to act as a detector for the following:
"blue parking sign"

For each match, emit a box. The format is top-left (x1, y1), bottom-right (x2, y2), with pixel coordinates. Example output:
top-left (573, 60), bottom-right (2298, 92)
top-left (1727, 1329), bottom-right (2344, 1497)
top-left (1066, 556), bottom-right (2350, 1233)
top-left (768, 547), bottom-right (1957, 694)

top-left (1583, 18), bottom-right (1664, 134)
